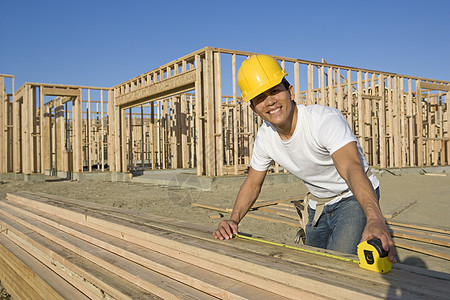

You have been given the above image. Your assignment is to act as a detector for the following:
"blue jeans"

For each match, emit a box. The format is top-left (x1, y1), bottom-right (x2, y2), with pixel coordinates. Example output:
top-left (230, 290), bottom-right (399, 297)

top-left (305, 188), bottom-right (380, 255)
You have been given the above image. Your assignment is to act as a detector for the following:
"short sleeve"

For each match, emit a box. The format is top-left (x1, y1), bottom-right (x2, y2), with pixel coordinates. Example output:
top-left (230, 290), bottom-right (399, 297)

top-left (317, 108), bottom-right (358, 155)
top-left (250, 131), bottom-right (273, 171)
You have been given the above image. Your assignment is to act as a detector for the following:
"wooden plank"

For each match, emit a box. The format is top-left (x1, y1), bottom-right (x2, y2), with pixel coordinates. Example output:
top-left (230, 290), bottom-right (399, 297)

top-left (420, 82), bottom-right (450, 91)
top-left (42, 87), bottom-right (81, 97)
top-left (0, 202), bottom-right (273, 300)
top-left (384, 200), bottom-right (417, 219)
top-left (115, 70), bottom-right (196, 108)
top-left (395, 241), bottom-right (450, 261)
top-left (0, 232), bottom-right (86, 300)
top-left (0, 211), bottom-right (170, 300)
top-left (386, 220), bottom-right (450, 235)
top-left (252, 196), bottom-right (302, 209)
top-left (391, 228), bottom-right (450, 248)
top-left (192, 203), bottom-right (300, 227)
top-left (0, 202), bottom-right (217, 300)
top-left (3, 194), bottom-right (330, 299)
top-left (4, 193), bottom-right (386, 299)
top-left (9, 191), bottom-right (450, 299)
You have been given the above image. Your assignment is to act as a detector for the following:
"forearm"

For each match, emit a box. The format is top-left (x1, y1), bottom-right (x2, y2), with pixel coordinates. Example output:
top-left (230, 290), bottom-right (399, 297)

top-left (346, 167), bottom-right (383, 221)
top-left (230, 177), bottom-right (262, 224)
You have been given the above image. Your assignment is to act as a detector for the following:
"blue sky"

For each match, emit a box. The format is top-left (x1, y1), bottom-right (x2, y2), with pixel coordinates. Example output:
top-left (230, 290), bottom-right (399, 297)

top-left (1, 0), bottom-right (449, 92)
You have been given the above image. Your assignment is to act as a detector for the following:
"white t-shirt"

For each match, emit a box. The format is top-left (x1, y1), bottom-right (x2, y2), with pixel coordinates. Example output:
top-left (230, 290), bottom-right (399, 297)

top-left (250, 104), bottom-right (379, 208)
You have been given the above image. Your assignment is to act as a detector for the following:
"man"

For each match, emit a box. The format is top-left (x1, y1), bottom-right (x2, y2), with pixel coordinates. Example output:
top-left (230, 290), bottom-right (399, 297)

top-left (213, 54), bottom-right (396, 262)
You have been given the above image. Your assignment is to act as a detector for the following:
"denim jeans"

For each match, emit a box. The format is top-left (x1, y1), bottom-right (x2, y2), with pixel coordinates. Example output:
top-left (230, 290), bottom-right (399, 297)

top-left (305, 188), bottom-right (380, 255)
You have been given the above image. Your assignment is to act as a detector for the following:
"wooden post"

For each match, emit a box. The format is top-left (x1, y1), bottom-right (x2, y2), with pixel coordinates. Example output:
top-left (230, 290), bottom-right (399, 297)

top-left (39, 87), bottom-right (45, 174)
top-left (347, 70), bottom-right (353, 128)
top-left (294, 62), bottom-right (300, 103)
top-left (107, 90), bottom-right (115, 172)
top-left (214, 52), bottom-right (223, 176)
top-left (120, 107), bottom-right (127, 172)
top-left (181, 94), bottom-right (189, 169)
top-left (407, 79), bottom-right (414, 166)
top-left (328, 66), bottom-right (334, 108)
top-left (140, 105), bottom-right (144, 170)
top-left (101, 90), bottom-right (105, 171)
top-left (151, 101), bottom-right (156, 170)
top-left (307, 64), bottom-right (313, 105)
top-left (73, 91), bottom-right (83, 173)
top-left (320, 65), bottom-right (326, 105)
top-left (447, 89), bottom-right (450, 165)
top-left (58, 98), bottom-right (65, 173)
top-left (205, 50), bottom-right (214, 177)
top-left (379, 74), bottom-right (386, 168)
top-left (392, 76), bottom-right (401, 167)
top-left (357, 72), bottom-right (364, 150)
top-left (0, 77), bottom-right (4, 173)
top-left (87, 89), bottom-right (92, 172)
top-left (416, 80), bottom-right (423, 167)
top-left (195, 54), bottom-right (204, 176)
top-left (337, 68), bottom-right (343, 112)
top-left (387, 77), bottom-right (394, 167)
top-left (399, 78), bottom-right (407, 167)
top-left (370, 74), bottom-right (377, 166)
top-left (23, 85), bottom-right (30, 174)
top-left (12, 96), bottom-right (19, 173)
top-left (232, 54), bottom-right (238, 175)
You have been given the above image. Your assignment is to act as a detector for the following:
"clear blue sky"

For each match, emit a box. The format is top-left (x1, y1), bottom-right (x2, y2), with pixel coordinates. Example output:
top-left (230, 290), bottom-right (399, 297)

top-left (1, 0), bottom-right (449, 91)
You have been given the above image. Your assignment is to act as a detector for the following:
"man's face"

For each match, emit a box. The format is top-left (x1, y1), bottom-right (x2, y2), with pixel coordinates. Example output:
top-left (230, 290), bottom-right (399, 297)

top-left (250, 83), bottom-right (295, 126)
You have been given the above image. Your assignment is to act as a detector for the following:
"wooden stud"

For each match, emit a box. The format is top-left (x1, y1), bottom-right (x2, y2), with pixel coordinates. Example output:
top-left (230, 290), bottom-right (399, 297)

top-left (416, 80), bottom-right (424, 166)
top-left (232, 54), bottom-right (239, 175)
top-left (214, 52), bottom-right (223, 176)
top-left (379, 74), bottom-right (386, 168)
top-left (0, 77), bottom-right (4, 173)
top-left (195, 54), bottom-right (204, 176)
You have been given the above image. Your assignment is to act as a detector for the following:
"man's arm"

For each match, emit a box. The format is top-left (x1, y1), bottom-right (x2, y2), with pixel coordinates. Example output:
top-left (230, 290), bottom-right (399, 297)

top-left (213, 167), bottom-right (267, 240)
top-left (331, 141), bottom-right (396, 263)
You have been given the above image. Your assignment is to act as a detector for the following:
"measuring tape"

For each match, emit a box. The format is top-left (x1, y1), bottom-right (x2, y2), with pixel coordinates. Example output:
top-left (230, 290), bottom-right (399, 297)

top-left (236, 233), bottom-right (359, 264)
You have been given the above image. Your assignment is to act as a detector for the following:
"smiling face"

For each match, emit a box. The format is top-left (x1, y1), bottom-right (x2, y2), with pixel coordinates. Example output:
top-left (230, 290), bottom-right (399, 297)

top-left (250, 82), bottom-right (297, 137)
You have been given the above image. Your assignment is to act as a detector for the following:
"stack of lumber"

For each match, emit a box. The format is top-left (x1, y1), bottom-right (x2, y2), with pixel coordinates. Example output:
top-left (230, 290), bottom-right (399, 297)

top-left (0, 192), bottom-right (448, 299)
top-left (195, 198), bottom-right (450, 262)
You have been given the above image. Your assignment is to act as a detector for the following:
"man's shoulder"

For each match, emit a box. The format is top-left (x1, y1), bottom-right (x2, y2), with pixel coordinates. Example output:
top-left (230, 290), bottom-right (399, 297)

top-left (302, 104), bottom-right (339, 115)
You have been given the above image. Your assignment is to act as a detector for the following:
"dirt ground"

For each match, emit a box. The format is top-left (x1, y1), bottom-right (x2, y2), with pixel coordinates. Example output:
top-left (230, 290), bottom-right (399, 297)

top-left (0, 171), bottom-right (449, 281)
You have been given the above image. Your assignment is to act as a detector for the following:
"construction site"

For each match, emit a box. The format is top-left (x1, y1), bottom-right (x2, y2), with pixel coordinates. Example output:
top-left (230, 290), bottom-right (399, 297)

top-left (0, 47), bottom-right (449, 299)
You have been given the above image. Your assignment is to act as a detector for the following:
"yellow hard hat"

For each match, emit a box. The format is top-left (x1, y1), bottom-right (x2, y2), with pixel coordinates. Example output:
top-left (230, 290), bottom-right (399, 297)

top-left (237, 54), bottom-right (288, 102)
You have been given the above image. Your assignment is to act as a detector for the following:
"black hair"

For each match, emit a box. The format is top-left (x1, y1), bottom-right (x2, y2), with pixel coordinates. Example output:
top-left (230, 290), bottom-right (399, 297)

top-left (281, 77), bottom-right (291, 90)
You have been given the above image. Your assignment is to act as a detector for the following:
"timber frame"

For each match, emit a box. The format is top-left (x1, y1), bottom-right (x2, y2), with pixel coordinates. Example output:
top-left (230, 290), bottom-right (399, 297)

top-left (1, 47), bottom-right (449, 178)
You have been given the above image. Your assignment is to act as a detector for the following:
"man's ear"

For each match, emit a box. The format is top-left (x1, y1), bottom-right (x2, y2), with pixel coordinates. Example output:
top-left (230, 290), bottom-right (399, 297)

top-left (289, 85), bottom-right (295, 101)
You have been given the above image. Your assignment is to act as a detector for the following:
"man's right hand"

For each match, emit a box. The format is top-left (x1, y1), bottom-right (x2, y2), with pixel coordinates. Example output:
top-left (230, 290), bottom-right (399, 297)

top-left (213, 220), bottom-right (238, 240)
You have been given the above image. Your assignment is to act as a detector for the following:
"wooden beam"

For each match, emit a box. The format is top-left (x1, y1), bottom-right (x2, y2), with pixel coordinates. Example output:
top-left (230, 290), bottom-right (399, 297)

top-left (115, 70), bottom-right (196, 108)
top-left (420, 82), bottom-right (450, 91)
top-left (42, 87), bottom-right (81, 97)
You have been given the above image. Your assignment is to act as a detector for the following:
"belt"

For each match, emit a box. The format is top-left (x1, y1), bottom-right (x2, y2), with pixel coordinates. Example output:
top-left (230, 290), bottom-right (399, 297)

top-left (306, 169), bottom-right (373, 227)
